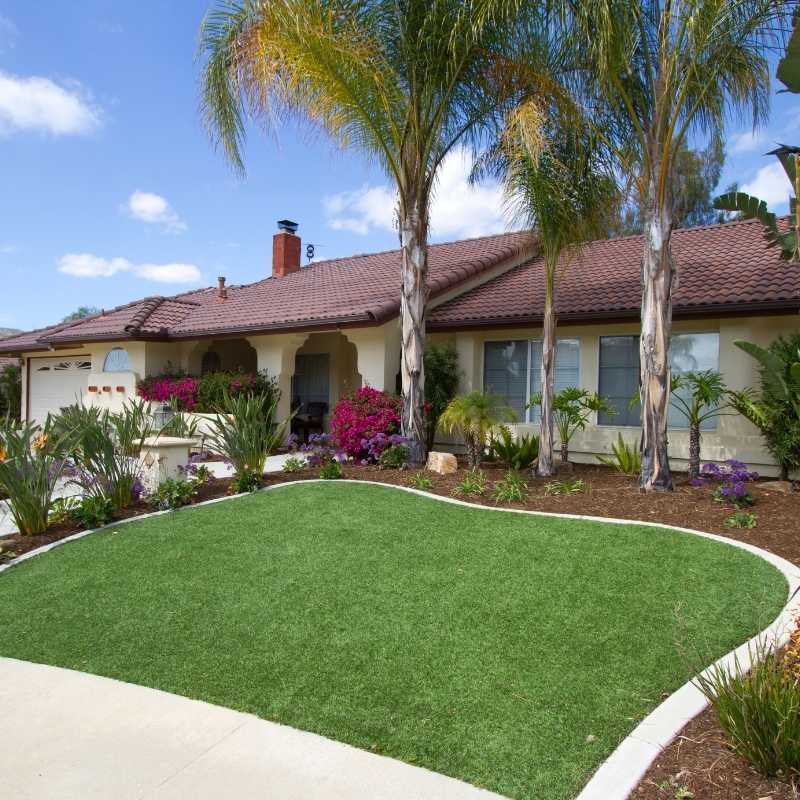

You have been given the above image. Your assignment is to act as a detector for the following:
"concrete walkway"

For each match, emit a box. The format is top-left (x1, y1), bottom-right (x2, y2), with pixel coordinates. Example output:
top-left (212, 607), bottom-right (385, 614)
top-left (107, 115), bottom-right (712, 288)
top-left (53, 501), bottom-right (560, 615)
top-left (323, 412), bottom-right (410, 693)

top-left (0, 657), bottom-right (503, 800)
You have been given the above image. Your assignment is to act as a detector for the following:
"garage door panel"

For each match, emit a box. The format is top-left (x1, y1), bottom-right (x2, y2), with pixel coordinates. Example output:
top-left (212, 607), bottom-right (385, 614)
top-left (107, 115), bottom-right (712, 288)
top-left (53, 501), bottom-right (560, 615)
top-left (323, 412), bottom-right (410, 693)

top-left (29, 358), bottom-right (91, 422)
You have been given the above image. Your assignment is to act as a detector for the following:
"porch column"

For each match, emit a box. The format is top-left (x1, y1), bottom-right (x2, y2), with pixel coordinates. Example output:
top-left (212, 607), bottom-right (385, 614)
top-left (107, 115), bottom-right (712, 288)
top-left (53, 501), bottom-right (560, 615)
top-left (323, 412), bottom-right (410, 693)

top-left (345, 320), bottom-right (402, 393)
top-left (246, 333), bottom-right (307, 423)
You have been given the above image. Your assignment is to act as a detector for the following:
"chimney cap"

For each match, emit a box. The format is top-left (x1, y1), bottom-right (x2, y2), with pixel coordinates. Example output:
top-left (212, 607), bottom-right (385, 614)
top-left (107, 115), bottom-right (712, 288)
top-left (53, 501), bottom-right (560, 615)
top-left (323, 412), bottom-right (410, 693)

top-left (277, 219), bottom-right (299, 235)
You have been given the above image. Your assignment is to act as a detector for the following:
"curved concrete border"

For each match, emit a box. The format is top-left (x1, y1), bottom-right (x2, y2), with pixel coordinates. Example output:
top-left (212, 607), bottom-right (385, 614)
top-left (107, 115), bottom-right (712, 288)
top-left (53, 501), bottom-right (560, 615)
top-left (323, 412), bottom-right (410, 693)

top-left (2, 478), bottom-right (798, 800)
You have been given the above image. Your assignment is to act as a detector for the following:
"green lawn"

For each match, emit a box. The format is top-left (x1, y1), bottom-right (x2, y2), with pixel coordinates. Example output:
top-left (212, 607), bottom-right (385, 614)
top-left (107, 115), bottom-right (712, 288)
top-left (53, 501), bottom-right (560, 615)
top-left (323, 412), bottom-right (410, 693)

top-left (0, 483), bottom-right (786, 799)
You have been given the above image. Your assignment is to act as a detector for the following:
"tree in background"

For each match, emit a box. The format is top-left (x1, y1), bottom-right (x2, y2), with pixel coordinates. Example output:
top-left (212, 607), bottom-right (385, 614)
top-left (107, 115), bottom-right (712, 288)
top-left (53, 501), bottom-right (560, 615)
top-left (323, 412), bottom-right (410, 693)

top-left (613, 140), bottom-right (728, 235)
top-left (570, 0), bottom-right (784, 491)
top-left (493, 103), bottom-right (617, 475)
top-left (199, 0), bottom-right (551, 464)
top-left (62, 306), bottom-right (100, 323)
top-left (0, 364), bottom-right (21, 420)
top-left (715, 8), bottom-right (800, 261)
top-left (423, 343), bottom-right (460, 453)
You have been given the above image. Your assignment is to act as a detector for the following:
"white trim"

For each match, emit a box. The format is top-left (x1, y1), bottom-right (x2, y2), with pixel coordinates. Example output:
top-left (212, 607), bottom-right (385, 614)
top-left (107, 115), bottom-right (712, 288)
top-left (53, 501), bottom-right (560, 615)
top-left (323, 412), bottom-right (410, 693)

top-left (2, 479), bottom-right (798, 800)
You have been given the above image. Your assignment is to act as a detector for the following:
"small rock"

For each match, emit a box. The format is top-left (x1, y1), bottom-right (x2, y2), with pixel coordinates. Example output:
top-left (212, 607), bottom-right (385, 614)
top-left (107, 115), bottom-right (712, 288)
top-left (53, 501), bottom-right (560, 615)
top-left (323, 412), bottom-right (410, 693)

top-left (426, 451), bottom-right (458, 475)
top-left (585, 734), bottom-right (597, 743)
top-left (759, 480), bottom-right (794, 494)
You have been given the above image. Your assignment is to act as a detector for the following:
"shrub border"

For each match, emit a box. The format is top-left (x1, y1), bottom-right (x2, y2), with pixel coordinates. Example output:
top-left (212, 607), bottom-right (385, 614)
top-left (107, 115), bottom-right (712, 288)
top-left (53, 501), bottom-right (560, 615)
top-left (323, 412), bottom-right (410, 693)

top-left (1, 478), bottom-right (799, 800)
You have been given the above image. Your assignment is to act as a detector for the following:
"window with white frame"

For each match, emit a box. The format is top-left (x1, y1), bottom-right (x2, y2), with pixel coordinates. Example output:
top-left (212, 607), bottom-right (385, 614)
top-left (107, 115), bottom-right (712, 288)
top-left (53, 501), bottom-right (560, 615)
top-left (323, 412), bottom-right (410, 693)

top-left (483, 338), bottom-right (580, 423)
top-left (597, 332), bottom-right (720, 429)
top-left (103, 347), bottom-right (132, 372)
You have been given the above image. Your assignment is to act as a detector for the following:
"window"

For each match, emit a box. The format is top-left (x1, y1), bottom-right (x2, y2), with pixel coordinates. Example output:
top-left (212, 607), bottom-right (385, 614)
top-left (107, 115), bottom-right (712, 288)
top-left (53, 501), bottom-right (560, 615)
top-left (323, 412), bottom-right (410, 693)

top-left (103, 347), bottom-right (132, 372)
top-left (598, 336), bottom-right (640, 426)
top-left (669, 332), bottom-right (720, 430)
top-left (483, 338), bottom-right (580, 423)
top-left (597, 332), bottom-right (720, 429)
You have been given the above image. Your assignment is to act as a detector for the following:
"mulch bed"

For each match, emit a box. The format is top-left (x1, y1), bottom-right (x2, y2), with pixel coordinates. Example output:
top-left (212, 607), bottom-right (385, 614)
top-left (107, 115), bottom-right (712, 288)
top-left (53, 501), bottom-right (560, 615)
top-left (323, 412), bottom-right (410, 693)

top-left (1, 460), bottom-right (798, 798)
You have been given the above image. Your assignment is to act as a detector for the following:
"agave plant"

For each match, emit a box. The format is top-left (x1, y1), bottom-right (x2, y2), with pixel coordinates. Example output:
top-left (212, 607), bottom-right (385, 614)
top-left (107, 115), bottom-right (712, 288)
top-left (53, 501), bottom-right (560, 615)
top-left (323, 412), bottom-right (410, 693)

top-left (203, 392), bottom-right (289, 489)
top-left (0, 418), bottom-right (73, 535)
top-left (596, 434), bottom-right (641, 476)
top-left (490, 426), bottom-right (540, 471)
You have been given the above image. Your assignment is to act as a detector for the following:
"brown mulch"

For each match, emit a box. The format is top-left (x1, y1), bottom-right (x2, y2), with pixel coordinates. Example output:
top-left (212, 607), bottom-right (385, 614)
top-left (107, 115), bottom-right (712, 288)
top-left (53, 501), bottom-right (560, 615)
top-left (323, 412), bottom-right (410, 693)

top-left (0, 476), bottom-right (233, 561)
top-left (2, 461), bottom-right (798, 799)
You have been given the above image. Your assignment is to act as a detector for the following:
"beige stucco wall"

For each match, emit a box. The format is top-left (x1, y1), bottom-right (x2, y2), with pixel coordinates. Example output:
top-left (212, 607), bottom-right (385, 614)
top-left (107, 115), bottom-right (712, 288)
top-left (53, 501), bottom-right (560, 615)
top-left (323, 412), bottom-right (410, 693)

top-left (431, 314), bottom-right (800, 477)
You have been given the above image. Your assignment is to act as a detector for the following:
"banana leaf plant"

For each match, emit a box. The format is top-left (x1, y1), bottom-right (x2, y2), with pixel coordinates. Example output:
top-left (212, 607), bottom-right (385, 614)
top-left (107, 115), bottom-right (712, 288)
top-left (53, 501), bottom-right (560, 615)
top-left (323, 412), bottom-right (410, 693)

top-left (714, 12), bottom-right (800, 261)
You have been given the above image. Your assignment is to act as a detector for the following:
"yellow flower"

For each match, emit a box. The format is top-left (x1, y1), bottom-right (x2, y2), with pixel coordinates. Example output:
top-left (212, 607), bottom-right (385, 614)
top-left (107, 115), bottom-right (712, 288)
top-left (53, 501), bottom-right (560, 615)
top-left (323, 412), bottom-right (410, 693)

top-left (32, 433), bottom-right (48, 451)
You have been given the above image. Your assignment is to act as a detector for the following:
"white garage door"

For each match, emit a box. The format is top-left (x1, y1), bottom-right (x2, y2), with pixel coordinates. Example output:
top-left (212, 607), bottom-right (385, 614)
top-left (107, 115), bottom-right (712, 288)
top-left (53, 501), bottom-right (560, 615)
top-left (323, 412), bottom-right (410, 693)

top-left (28, 357), bottom-right (92, 422)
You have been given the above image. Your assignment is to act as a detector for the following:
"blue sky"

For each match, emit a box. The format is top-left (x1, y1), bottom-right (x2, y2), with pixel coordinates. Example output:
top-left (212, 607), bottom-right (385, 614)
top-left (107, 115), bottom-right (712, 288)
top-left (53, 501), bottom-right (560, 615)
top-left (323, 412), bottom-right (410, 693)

top-left (0, 1), bottom-right (796, 331)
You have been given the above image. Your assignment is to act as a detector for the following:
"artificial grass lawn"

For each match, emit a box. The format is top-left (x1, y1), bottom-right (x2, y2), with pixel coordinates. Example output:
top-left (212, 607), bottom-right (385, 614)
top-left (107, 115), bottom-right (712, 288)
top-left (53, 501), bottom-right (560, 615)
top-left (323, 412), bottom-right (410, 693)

top-left (0, 484), bottom-right (787, 799)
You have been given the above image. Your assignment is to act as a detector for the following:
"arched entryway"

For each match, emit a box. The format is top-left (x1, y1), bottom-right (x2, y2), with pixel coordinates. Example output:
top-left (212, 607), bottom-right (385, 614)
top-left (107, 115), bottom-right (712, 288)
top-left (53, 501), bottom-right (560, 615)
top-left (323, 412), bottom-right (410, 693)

top-left (188, 338), bottom-right (258, 375)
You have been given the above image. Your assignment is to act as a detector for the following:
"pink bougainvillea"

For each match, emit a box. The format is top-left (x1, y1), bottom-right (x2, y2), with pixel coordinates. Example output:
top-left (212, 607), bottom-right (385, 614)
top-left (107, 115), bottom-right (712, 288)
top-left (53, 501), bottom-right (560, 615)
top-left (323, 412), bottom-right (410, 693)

top-left (331, 387), bottom-right (402, 461)
top-left (137, 376), bottom-right (199, 410)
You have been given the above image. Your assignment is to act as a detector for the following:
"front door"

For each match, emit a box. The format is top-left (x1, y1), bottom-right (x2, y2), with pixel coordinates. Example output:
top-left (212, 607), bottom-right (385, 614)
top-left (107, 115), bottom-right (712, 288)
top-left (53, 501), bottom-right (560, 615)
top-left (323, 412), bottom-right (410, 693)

top-left (292, 353), bottom-right (330, 412)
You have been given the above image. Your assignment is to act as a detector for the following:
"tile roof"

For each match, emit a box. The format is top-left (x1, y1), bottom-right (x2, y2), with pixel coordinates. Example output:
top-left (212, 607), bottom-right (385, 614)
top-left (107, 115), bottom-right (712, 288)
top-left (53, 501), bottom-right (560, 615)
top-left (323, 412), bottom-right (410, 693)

top-left (2, 219), bottom-right (797, 354)
top-left (0, 232), bottom-right (534, 352)
top-left (429, 218), bottom-right (800, 328)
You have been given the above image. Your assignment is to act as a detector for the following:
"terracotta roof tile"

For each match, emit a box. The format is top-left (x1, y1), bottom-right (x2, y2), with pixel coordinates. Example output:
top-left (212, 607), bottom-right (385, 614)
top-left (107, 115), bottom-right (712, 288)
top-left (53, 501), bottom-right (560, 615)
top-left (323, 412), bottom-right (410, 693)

top-left (0, 232), bottom-right (534, 351)
top-left (429, 218), bottom-right (800, 327)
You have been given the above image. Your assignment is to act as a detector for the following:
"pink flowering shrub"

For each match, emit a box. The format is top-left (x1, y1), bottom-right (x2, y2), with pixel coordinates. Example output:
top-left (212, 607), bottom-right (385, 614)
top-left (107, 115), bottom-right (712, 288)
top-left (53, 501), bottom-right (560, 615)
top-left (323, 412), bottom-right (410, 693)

top-left (331, 387), bottom-right (402, 461)
top-left (138, 376), bottom-right (199, 410)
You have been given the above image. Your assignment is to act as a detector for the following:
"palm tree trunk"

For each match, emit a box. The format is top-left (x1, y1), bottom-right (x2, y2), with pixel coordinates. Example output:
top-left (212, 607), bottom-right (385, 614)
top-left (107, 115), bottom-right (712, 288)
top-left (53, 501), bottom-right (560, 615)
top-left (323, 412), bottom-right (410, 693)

top-left (399, 190), bottom-right (429, 466)
top-left (538, 266), bottom-right (556, 477)
top-left (688, 422), bottom-right (700, 480)
top-left (639, 169), bottom-right (675, 492)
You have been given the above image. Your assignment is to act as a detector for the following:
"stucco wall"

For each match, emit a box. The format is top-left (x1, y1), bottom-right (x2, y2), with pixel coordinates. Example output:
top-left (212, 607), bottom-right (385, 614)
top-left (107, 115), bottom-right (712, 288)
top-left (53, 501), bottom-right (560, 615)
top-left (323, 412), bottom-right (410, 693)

top-left (431, 314), bottom-right (800, 476)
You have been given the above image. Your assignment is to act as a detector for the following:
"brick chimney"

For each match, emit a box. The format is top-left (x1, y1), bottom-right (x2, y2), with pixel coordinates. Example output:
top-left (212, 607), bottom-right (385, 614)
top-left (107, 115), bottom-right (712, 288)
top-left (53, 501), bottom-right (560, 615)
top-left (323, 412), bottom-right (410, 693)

top-left (272, 219), bottom-right (301, 277)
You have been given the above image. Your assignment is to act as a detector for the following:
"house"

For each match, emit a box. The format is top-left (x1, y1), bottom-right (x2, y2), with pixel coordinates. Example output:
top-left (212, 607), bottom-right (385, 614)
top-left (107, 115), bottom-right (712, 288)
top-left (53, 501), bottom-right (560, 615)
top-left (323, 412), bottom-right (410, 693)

top-left (1, 218), bottom-right (798, 475)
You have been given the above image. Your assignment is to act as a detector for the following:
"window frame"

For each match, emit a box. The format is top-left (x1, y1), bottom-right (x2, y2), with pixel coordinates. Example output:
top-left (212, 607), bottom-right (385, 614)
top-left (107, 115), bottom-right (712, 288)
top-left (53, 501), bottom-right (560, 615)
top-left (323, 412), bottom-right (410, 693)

top-left (481, 336), bottom-right (581, 424)
top-left (595, 329), bottom-right (721, 429)
top-left (102, 347), bottom-right (133, 373)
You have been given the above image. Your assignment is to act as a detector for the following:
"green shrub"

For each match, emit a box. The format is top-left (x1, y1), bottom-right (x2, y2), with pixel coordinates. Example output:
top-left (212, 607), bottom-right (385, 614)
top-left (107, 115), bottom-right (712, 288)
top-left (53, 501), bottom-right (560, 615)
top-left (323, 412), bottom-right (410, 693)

top-left (409, 472), bottom-right (433, 490)
top-left (378, 444), bottom-right (410, 470)
top-left (452, 467), bottom-right (488, 496)
top-left (49, 496), bottom-right (80, 526)
top-left (596, 433), bottom-right (641, 475)
top-left (204, 393), bottom-right (287, 483)
top-left (192, 464), bottom-right (213, 485)
top-left (149, 478), bottom-right (198, 511)
top-left (725, 511), bottom-right (757, 529)
top-left (490, 426), bottom-right (539, 470)
top-left (282, 455), bottom-right (306, 473)
top-left (695, 641), bottom-right (800, 779)
top-left (197, 370), bottom-right (280, 413)
top-left (545, 478), bottom-right (586, 495)
top-left (230, 468), bottom-right (263, 494)
top-left (70, 495), bottom-right (115, 528)
top-left (492, 470), bottom-right (528, 504)
top-left (0, 418), bottom-right (73, 535)
top-left (424, 343), bottom-right (460, 452)
top-left (320, 460), bottom-right (343, 480)
top-left (0, 363), bottom-right (21, 420)
top-left (160, 398), bottom-right (199, 439)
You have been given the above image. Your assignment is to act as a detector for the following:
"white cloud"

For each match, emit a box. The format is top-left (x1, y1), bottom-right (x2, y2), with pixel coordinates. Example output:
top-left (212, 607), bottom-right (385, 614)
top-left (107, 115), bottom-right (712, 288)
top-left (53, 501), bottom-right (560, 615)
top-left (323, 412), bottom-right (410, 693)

top-left (729, 129), bottom-right (767, 155)
top-left (0, 243), bottom-right (18, 254)
top-left (124, 190), bottom-right (186, 233)
top-left (58, 253), bottom-right (201, 284)
top-left (135, 263), bottom-right (201, 283)
top-left (322, 146), bottom-right (508, 240)
top-left (740, 162), bottom-right (793, 209)
top-left (0, 71), bottom-right (101, 136)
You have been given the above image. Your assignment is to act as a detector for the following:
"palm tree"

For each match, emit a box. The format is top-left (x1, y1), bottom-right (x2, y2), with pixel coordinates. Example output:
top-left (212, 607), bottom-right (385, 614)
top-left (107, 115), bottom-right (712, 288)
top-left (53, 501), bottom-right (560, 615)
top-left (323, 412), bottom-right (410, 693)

top-left (198, 0), bottom-right (549, 464)
top-left (567, 0), bottom-right (785, 490)
top-left (438, 391), bottom-right (516, 468)
top-left (494, 103), bottom-right (617, 475)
